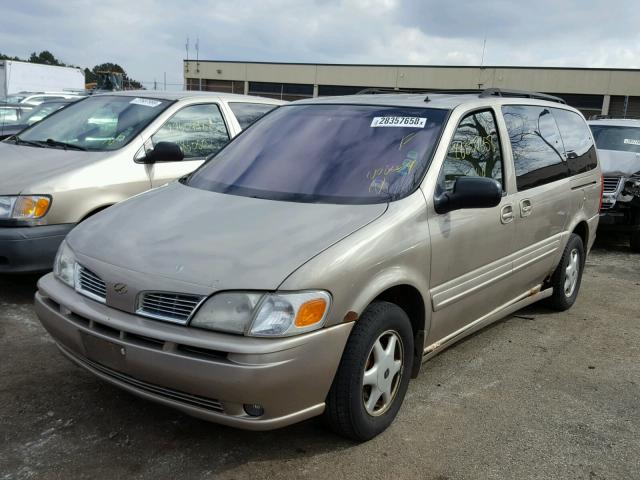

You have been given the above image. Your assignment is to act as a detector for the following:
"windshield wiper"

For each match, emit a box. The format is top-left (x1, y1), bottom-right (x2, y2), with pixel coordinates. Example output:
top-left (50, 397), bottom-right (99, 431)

top-left (44, 138), bottom-right (87, 151)
top-left (12, 136), bottom-right (46, 148)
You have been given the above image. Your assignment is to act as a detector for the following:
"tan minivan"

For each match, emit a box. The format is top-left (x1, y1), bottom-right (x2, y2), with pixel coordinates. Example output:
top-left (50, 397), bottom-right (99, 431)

top-left (0, 91), bottom-right (282, 272)
top-left (35, 89), bottom-right (601, 440)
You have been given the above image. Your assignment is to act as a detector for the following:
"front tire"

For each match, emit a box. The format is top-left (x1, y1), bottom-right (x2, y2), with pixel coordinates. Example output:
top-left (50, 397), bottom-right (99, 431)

top-left (324, 301), bottom-right (414, 441)
top-left (546, 233), bottom-right (585, 311)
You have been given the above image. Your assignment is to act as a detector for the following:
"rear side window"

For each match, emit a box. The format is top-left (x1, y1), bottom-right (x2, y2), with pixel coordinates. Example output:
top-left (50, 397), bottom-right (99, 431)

top-left (229, 102), bottom-right (276, 129)
top-left (552, 108), bottom-right (597, 175)
top-left (502, 105), bottom-right (568, 191)
top-left (438, 110), bottom-right (503, 192)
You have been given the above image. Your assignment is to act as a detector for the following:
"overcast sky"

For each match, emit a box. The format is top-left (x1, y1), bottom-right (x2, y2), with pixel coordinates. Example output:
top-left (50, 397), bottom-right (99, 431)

top-left (1, 0), bottom-right (638, 88)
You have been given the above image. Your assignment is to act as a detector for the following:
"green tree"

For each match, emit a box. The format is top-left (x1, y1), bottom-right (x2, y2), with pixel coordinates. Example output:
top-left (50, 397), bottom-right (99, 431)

top-left (29, 50), bottom-right (65, 66)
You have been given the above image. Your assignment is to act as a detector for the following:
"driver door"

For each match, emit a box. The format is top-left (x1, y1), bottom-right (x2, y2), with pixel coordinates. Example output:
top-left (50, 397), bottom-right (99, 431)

top-left (426, 109), bottom-right (517, 344)
top-left (145, 103), bottom-right (232, 187)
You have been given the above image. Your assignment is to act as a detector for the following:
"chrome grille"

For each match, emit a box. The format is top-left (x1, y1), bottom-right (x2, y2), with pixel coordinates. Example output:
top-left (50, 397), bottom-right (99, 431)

top-left (137, 292), bottom-right (205, 324)
top-left (76, 265), bottom-right (107, 303)
top-left (603, 176), bottom-right (623, 194)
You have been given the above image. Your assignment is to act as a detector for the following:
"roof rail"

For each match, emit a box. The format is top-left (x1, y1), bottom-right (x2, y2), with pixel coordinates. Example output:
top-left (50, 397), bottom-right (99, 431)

top-left (356, 87), bottom-right (432, 95)
top-left (479, 88), bottom-right (566, 104)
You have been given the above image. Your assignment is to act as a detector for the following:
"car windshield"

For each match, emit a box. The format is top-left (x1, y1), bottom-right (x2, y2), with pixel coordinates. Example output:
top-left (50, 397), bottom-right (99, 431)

top-left (187, 104), bottom-right (448, 204)
top-left (590, 125), bottom-right (640, 153)
top-left (16, 95), bottom-right (172, 151)
top-left (22, 102), bottom-right (68, 125)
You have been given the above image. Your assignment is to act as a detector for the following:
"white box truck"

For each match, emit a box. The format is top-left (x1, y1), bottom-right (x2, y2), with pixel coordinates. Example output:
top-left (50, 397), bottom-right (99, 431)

top-left (0, 60), bottom-right (85, 98)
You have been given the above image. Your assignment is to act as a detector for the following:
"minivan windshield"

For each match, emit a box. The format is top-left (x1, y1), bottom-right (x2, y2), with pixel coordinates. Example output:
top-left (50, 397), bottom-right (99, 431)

top-left (187, 104), bottom-right (448, 204)
top-left (590, 125), bottom-right (640, 153)
top-left (15, 95), bottom-right (172, 151)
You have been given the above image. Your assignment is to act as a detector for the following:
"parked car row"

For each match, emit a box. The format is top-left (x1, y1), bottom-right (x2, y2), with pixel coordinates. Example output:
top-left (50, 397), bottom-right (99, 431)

top-left (2, 88), bottom-right (603, 440)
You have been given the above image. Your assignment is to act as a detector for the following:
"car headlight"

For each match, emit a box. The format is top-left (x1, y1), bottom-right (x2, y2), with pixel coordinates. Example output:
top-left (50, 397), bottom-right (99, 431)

top-left (53, 240), bottom-right (76, 287)
top-left (623, 171), bottom-right (640, 196)
top-left (190, 290), bottom-right (331, 337)
top-left (0, 195), bottom-right (51, 219)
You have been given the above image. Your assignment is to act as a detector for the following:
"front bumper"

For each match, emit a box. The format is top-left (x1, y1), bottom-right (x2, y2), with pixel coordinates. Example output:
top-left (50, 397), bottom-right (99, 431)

top-left (34, 273), bottom-right (353, 431)
top-left (599, 209), bottom-right (640, 233)
top-left (0, 224), bottom-right (74, 273)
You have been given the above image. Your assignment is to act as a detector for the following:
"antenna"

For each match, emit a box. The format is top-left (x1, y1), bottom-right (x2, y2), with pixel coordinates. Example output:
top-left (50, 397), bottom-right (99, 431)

top-left (478, 31), bottom-right (487, 89)
top-left (196, 36), bottom-right (200, 73)
top-left (480, 34), bottom-right (487, 67)
top-left (185, 36), bottom-right (190, 73)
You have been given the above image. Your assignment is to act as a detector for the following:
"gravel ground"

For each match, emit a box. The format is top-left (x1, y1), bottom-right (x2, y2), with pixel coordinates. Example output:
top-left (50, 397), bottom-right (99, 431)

top-left (1, 233), bottom-right (638, 480)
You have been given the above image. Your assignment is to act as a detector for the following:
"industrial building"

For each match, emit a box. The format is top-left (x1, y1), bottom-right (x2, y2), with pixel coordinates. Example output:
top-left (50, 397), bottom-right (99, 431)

top-left (184, 60), bottom-right (640, 119)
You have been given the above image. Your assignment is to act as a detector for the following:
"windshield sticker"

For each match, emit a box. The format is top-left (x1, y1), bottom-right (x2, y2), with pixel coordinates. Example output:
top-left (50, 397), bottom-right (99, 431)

top-left (623, 138), bottom-right (640, 145)
top-left (371, 116), bottom-right (427, 128)
top-left (130, 98), bottom-right (162, 108)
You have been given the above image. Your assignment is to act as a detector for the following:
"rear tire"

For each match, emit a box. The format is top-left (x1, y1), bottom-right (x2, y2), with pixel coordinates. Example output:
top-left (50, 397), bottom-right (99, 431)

top-left (323, 301), bottom-right (414, 441)
top-left (630, 231), bottom-right (640, 253)
top-left (545, 233), bottom-right (585, 311)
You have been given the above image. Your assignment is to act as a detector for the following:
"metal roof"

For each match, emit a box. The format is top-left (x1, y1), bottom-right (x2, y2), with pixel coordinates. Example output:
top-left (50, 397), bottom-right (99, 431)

top-left (588, 118), bottom-right (640, 127)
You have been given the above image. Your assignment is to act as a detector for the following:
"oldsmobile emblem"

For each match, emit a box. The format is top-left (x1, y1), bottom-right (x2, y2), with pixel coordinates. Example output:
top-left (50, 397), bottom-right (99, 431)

top-left (113, 283), bottom-right (128, 295)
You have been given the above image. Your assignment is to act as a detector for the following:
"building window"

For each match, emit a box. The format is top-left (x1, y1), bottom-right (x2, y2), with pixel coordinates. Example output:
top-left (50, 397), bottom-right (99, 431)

top-left (248, 82), bottom-right (313, 101)
top-left (318, 85), bottom-right (367, 96)
top-left (546, 93), bottom-right (604, 119)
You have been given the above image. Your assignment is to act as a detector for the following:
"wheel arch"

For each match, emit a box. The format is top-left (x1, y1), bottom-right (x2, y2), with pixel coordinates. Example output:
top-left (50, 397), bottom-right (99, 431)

top-left (371, 283), bottom-right (428, 378)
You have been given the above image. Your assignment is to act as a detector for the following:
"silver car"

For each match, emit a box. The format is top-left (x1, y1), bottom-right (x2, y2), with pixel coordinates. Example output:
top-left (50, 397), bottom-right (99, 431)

top-left (0, 91), bottom-right (282, 272)
top-left (588, 118), bottom-right (640, 251)
top-left (35, 90), bottom-right (601, 440)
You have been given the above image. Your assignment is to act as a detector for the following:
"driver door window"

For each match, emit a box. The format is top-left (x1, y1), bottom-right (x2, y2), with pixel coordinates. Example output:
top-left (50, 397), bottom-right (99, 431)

top-left (438, 110), bottom-right (504, 192)
top-left (151, 104), bottom-right (230, 160)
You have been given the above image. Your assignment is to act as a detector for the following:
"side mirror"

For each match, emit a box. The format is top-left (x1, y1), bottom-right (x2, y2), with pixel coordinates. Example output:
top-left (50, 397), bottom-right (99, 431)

top-left (143, 141), bottom-right (184, 163)
top-left (434, 176), bottom-right (502, 214)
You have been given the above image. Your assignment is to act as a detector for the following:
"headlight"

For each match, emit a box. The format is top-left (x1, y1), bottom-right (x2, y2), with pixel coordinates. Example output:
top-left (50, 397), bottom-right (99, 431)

top-left (623, 171), bottom-right (640, 196)
top-left (190, 291), bottom-right (331, 337)
top-left (0, 195), bottom-right (51, 219)
top-left (53, 241), bottom-right (76, 287)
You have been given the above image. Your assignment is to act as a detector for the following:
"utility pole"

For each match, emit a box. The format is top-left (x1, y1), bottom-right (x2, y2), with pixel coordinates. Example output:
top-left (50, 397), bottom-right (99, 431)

top-left (163, 72), bottom-right (166, 91)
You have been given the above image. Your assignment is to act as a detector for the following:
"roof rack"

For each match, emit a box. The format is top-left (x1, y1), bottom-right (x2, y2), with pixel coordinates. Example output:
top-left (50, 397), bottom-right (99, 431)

top-left (354, 87), bottom-right (567, 105)
top-left (478, 88), bottom-right (566, 104)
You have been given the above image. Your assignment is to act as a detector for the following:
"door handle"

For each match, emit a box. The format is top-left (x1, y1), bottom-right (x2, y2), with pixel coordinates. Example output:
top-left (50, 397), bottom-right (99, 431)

top-left (500, 204), bottom-right (514, 224)
top-left (520, 199), bottom-right (533, 217)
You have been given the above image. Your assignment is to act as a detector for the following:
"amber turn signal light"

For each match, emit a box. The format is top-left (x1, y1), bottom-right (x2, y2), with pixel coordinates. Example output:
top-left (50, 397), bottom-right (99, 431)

top-left (14, 196), bottom-right (51, 219)
top-left (295, 298), bottom-right (328, 327)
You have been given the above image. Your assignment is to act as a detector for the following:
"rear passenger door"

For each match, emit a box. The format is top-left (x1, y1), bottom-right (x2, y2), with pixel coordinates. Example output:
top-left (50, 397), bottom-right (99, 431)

top-left (427, 109), bottom-right (517, 342)
top-left (501, 105), bottom-right (572, 292)
top-left (145, 103), bottom-right (231, 187)
top-left (552, 108), bottom-right (600, 250)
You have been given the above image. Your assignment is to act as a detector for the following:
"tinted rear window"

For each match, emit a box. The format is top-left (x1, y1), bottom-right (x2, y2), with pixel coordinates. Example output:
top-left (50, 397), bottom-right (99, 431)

top-left (552, 108), bottom-right (597, 175)
top-left (187, 104), bottom-right (448, 204)
top-left (502, 105), bottom-right (568, 191)
top-left (228, 102), bottom-right (277, 129)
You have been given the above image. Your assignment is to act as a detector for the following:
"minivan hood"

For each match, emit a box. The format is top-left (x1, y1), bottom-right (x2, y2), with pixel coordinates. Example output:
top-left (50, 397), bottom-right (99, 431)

top-left (598, 149), bottom-right (640, 177)
top-left (67, 182), bottom-right (387, 290)
top-left (0, 141), bottom-right (106, 194)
